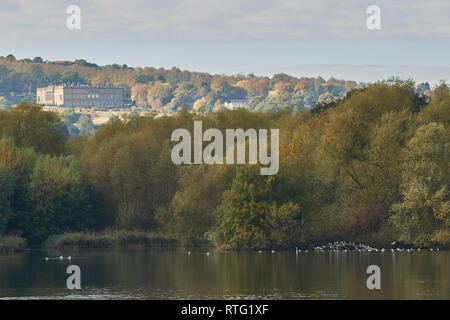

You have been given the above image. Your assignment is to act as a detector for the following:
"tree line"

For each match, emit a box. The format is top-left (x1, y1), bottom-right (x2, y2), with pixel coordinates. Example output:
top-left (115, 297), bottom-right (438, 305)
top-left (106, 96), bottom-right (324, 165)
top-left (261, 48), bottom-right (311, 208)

top-left (0, 79), bottom-right (448, 248)
top-left (0, 55), bottom-right (371, 112)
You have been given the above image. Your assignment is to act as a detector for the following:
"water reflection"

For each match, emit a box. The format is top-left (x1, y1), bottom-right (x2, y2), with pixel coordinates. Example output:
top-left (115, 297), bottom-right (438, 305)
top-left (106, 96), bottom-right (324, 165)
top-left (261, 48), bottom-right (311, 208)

top-left (0, 249), bottom-right (448, 299)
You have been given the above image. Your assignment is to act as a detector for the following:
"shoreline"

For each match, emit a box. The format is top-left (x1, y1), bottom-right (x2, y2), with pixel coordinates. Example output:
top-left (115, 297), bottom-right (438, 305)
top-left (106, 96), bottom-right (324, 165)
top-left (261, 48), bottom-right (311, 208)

top-left (1, 232), bottom-right (447, 252)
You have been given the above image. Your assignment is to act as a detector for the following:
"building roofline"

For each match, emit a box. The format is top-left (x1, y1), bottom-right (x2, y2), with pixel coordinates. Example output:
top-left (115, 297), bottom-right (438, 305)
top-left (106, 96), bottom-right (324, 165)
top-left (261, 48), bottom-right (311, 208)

top-left (37, 83), bottom-right (123, 90)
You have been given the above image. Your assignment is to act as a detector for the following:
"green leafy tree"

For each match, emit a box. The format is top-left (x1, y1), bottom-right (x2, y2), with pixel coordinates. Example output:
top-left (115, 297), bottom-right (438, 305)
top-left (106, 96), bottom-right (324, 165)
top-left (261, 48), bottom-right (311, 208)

top-left (156, 165), bottom-right (235, 242)
top-left (0, 165), bottom-right (17, 235)
top-left (23, 155), bottom-right (101, 243)
top-left (391, 123), bottom-right (449, 246)
top-left (0, 102), bottom-right (66, 155)
top-left (217, 166), bottom-right (301, 249)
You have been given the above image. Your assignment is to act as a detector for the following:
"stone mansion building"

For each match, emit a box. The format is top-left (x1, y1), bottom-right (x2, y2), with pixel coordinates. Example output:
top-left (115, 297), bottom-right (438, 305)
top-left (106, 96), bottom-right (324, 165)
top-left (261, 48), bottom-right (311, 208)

top-left (37, 84), bottom-right (124, 108)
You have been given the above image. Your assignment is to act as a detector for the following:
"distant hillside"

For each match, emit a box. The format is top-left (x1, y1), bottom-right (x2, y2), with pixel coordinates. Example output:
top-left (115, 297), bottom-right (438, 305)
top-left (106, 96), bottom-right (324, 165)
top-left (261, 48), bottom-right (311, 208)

top-left (1, 54), bottom-right (370, 112)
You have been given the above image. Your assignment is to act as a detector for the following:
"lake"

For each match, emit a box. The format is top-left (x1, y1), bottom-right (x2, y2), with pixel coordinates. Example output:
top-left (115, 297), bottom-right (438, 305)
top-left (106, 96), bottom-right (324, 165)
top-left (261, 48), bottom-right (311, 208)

top-left (0, 249), bottom-right (448, 299)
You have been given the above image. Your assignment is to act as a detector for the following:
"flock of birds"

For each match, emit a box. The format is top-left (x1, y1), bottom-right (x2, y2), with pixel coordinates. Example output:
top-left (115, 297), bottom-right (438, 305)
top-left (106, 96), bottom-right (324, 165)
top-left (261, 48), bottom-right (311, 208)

top-left (45, 255), bottom-right (87, 261)
top-left (185, 241), bottom-right (440, 256)
top-left (305, 241), bottom-right (440, 253)
top-left (46, 241), bottom-right (440, 260)
top-left (45, 255), bottom-right (71, 261)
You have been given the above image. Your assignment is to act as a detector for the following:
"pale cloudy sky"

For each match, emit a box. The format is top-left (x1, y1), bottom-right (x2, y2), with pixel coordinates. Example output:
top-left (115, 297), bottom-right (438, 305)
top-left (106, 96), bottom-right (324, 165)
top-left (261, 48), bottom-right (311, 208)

top-left (1, 0), bottom-right (450, 83)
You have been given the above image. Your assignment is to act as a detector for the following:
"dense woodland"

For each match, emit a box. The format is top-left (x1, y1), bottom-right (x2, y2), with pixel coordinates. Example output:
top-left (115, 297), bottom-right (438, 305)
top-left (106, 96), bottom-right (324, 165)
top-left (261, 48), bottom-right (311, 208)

top-left (0, 55), bottom-right (372, 112)
top-left (0, 76), bottom-right (448, 249)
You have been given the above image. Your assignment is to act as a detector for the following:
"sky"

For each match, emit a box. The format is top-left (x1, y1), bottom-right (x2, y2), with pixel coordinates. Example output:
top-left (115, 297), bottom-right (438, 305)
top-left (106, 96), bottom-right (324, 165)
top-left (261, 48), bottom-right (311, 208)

top-left (1, 0), bottom-right (450, 83)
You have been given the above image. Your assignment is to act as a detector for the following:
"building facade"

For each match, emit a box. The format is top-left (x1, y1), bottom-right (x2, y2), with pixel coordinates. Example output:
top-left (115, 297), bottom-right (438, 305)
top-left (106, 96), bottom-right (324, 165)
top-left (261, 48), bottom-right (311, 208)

top-left (223, 99), bottom-right (248, 110)
top-left (37, 84), bottom-right (124, 108)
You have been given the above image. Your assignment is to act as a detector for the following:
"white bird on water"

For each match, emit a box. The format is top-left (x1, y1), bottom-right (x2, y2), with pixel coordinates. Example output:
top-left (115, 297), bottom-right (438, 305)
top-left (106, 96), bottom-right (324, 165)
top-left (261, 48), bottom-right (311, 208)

top-left (258, 250), bottom-right (262, 254)
top-left (59, 256), bottom-right (64, 260)
top-left (271, 250), bottom-right (275, 253)
top-left (206, 252), bottom-right (210, 256)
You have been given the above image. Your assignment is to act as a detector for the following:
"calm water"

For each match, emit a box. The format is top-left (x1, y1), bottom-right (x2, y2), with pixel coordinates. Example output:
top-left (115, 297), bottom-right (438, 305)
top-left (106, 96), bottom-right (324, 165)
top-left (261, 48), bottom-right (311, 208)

top-left (0, 249), bottom-right (448, 299)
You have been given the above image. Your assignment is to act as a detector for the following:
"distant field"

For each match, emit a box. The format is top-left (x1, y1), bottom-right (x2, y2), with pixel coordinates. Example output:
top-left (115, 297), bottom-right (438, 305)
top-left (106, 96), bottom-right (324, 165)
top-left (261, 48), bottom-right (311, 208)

top-left (42, 106), bottom-right (157, 126)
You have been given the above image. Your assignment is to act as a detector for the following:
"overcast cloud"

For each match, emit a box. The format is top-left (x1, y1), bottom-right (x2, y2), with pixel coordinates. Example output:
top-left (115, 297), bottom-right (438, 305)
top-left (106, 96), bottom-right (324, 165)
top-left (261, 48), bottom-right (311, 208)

top-left (1, 0), bottom-right (450, 40)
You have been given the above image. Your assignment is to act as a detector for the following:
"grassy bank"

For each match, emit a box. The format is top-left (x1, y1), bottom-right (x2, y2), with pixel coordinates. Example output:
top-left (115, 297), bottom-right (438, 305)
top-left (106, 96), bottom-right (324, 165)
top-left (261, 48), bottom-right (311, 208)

top-left (42, 231), bottom-right (210, 249)
top-left (0, 236), bottom-right (28, 252)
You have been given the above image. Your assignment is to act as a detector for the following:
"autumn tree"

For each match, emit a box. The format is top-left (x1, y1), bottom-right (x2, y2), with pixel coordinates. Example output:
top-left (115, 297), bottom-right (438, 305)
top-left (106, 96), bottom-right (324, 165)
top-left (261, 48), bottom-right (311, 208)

top-left (131, 83), bottom-right (149, 107)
